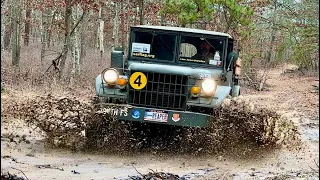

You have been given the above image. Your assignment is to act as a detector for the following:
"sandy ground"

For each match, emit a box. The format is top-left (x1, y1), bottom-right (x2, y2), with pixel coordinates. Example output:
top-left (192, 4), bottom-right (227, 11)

top-left (1, 66), bottom-right (319, 180)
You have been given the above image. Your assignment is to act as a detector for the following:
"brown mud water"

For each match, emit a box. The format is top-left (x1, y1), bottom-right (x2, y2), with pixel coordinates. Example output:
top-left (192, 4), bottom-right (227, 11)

top-left (1, 171), bottom-right (27, 180)
top-left (2, 94), bottom-right (302, 156)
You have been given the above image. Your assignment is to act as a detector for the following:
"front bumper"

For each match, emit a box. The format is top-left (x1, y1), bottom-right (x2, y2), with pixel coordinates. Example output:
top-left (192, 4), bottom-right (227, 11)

top-left (97, 104), bottom-right (212, 128)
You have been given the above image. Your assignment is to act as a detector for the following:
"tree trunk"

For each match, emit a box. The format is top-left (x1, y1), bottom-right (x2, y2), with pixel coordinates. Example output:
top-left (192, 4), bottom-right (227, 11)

top-left (12, 0), bottom-right (21, 67)
top-left (4, 0), bottom-right (12, 51)
top-left (31, 19), bottom-right (36, 43)
top-left (266, 32), bottom-right (276, 63)
top-left (160, 14), bottom-right (164, 26)
top-left (59, 0), bottom-right (72, 79)
top-left (24, 9), bottom-right (31, 46)
top-left (2, 0), bottom-right (13, 51)
top-left (79, 14), bottom-right (87, 65)
top-left (138, 0), bottom-right (144, 25)
top-left (134, 7), bottom-right (138, 25)
top-left (47, 11), bottom-right (58, 48)
top-left (314, 58), bottom-right (319, 72)
top-left (1, 1), bottom-right (5, 52)
top-left (1, 23), bottom-right (4, 53)
top-left (266, 2), bottom-right (277, 63)
top-left (71, 5), bottom-right (81, 76)
top-left (222, 6), bottom-right (230, 33)
top-left (125, 0), bottom-right (130, 52)
top-left (46, 12), bottom-right (56, 48)
top-left (97, 4), bottom-right (105, 63)
top-left (40, 10), bottom-right (49, 62)
top-left (113, 2), bottom-right (119, 49)
top-left (121, 0), bottom-right (125, 49)
top-left (4, 27), bottom-right (12, 50)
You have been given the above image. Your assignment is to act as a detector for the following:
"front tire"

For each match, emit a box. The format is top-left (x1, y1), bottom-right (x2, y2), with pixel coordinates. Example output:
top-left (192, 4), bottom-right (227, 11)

top-left (231, 85), bottom-right (241, 97)
top-left (231, 77), bottom-right (241, 97)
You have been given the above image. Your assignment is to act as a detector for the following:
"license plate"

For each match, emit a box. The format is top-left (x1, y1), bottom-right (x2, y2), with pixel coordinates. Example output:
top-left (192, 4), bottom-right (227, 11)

top-left (144, 109), bottom-right (168, 122)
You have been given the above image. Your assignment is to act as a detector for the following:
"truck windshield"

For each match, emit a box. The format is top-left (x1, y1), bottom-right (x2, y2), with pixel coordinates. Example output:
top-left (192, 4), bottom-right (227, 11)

top-left (179, 36), bottom-right (226, 67)
top-left (130, 31), bottom-right (176, 61)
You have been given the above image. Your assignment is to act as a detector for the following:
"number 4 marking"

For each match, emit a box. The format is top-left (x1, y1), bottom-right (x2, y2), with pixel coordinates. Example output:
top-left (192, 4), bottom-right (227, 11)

top-left (129, 72), bottom-right (147, 90)
top-left (134, 75), bottom-right (142, 87)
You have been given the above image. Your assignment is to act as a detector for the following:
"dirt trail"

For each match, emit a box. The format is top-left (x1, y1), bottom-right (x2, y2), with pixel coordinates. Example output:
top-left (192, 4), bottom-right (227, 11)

top-left (1, 67), bottom-right (319, 180)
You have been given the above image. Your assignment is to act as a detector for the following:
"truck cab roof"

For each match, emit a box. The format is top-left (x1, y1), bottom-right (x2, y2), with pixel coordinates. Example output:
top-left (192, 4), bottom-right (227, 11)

top-left (131, 25), bottom-right (232, 39)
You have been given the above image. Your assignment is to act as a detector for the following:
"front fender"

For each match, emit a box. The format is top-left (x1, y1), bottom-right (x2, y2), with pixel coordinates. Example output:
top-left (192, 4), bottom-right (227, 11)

top-left (187, 85), bottom-right (231, 107)
top-left (211, 85), bottom-right (231, 106)
top-left (95, 74), bottom-right (104, 96)
top-left (95, 74), bottom-right (127, 97)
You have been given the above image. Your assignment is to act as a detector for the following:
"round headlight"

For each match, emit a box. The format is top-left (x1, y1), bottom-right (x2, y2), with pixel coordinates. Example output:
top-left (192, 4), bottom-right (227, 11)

top-left (201, 79), bottom-right (216, 96)
top-left (102, 68), bottom-right (119, 84)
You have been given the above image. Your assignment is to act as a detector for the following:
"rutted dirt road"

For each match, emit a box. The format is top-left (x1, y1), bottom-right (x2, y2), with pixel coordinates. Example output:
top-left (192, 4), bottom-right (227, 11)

top-left (1, 67), bottom-right (319, 180)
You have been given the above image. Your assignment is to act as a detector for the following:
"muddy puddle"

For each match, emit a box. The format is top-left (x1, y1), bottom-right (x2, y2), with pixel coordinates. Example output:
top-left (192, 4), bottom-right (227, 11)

top-left (2, 94), bottom-right (302, 153)
top-left (1, 94), bottom-right (318, 179)
top-left (300, 119), bottom-right (319, 143)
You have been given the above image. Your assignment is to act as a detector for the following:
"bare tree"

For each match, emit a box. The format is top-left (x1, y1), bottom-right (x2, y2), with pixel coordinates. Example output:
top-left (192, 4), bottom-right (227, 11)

top-left (12, 0), bottom-right (21, 66)
top-left (1, 0), bottom-right (6, 52)
top-left (121, 0), bottom-right (125, 49)
top-left (113, 2), bottom-right (120, 49)
top-left (59, 0), bottom-right (72, 79)
top-left (138, 0), bottom-right (144, 25)
top-left (98, 3), bottom-right (105, 59)
top-left (79, 11), bottom-right (89, 65)
top-left (71, 4), bottom-right (81, 76)
top-left (40, 10), bottom-right (48, 62)
top-left (47, 10), bottom-right (57, 48)
top-left (266, 2), bottom-right (278, 63)
top-left (24, 8), bottom-right (31, 46)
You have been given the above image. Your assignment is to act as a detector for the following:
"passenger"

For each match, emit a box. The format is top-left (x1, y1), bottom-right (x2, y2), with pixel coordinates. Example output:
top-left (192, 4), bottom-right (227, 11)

top-left (234, 57), bottom-right (242, 77)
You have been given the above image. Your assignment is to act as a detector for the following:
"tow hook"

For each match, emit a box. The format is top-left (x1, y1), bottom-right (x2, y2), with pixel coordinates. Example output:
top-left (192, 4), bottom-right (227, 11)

top-left (220, 73), bottom-right (227, 82)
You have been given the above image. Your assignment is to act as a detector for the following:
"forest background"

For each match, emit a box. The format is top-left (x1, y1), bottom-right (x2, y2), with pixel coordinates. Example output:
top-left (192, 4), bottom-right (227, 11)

top-left (1, 0), bottom-right (319, 91)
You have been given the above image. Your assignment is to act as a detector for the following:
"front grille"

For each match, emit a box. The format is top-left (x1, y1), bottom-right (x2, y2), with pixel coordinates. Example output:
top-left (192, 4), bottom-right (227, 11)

top-left (128, 72), bottom-right (188, 110)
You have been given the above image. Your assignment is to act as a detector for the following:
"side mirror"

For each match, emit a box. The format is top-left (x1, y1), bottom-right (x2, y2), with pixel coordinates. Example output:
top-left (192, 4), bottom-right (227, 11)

top-left (111, 50), bottom-right (124, 74)
top-left (227, 51), bottom-right (239, 71)
top-left (114, 46), bottom-right (124, 54)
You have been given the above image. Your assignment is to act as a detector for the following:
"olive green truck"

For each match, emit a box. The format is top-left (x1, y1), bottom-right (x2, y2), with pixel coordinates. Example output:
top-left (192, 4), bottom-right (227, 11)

top-left (94, 25), bottom-right (240, 128)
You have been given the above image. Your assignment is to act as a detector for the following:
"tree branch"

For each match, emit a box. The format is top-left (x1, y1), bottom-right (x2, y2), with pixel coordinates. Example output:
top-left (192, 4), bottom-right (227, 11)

top-left (254, 14), bottom-right (300, 43)
top-left (271, 0), bottom-right (306, 22)
top-left (69, 11), bottom-right (86, 36)
top-left (43, 52), bottom-right (60, 57)
top-left (45, 49), bottom-right (62, 54)
top-left (11, 167), bottom-right (29, 180)
top-left (132, 165), bottom-right (144, 178)
top-left (45, 53), bottom-right (63, 73)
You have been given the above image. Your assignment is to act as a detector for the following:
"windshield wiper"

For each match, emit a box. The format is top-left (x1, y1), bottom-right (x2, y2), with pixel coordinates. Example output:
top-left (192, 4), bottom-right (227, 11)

top-left (148, 31), bottom-right (173, 54)
top-left (159, 36), bottom-right (174, 53)
top-left (150, 31), bottom-right (155, 52)
top-left (200, 37), bottom-right (217, 52)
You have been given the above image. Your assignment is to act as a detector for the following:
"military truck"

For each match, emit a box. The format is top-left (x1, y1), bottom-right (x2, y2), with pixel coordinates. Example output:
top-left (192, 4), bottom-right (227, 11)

top-left (94, 25), bottom-right (240, 128)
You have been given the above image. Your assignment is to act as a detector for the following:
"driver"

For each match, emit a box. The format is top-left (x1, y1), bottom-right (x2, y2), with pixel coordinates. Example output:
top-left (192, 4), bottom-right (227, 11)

top-left (192, 41), bottom-right (214, 63)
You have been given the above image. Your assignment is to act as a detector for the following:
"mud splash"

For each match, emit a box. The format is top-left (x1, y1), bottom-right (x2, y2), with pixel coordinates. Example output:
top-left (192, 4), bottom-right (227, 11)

top-left (2, 94), bottom-right (302, 155)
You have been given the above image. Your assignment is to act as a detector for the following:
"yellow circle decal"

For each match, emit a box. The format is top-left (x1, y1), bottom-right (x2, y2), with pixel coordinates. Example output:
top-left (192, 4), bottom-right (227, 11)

top-left (129, 72), bottom-right (147, 90)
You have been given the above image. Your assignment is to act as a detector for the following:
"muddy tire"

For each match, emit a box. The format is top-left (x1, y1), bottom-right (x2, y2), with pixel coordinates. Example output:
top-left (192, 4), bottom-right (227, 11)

top-left (85, 97), bottom-right (134, 151)
top-left (85, 96), bottom-right (110, 149)
top-left (85, 113), bottom-right (109, 149)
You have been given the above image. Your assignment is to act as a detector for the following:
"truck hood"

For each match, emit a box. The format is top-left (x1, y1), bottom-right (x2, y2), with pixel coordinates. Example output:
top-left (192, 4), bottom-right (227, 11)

top-left (127, 61), bottom-right (223, 78)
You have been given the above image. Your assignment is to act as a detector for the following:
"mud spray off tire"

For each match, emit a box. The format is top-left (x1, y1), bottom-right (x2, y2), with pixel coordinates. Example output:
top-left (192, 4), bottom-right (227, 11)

top-left (5, 94), bottom-right (301, 155)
